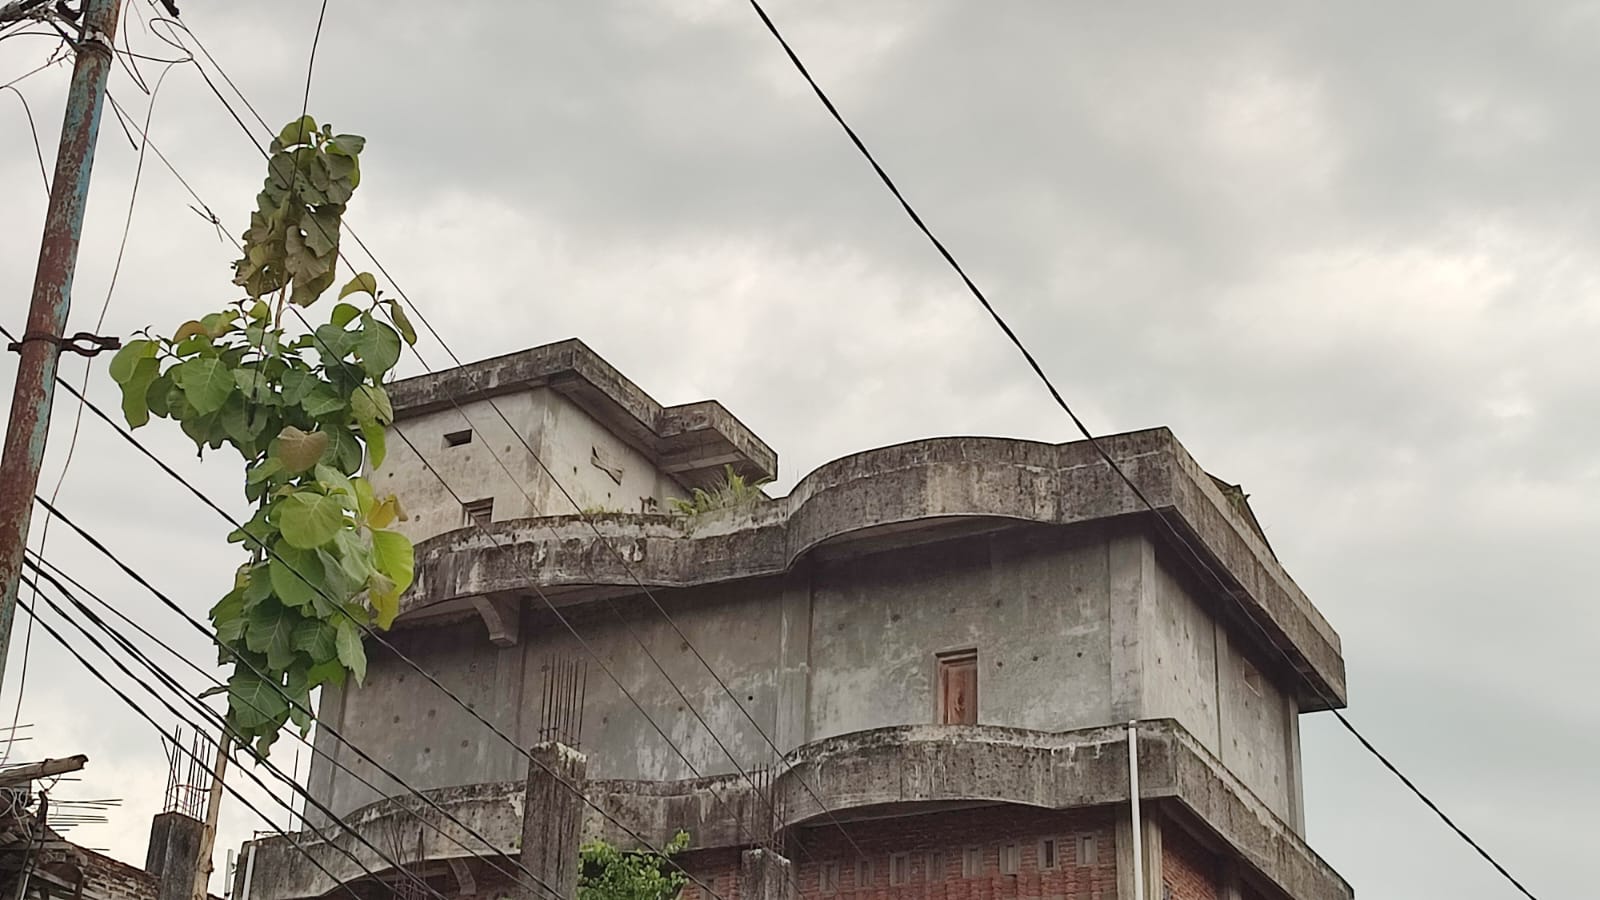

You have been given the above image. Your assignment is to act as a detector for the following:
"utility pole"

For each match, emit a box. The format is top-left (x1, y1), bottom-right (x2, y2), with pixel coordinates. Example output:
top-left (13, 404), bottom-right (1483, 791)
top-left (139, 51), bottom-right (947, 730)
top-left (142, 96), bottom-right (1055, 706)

top-left (0, 0), bottom-right (123, 692)
top-left (191, 734), bottom-right (229, 900)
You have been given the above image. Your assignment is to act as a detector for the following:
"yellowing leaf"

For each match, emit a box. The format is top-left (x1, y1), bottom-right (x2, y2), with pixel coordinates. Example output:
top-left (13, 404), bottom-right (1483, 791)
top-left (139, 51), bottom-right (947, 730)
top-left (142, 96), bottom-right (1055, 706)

top-left (276, 426), bottom-right (330, 475)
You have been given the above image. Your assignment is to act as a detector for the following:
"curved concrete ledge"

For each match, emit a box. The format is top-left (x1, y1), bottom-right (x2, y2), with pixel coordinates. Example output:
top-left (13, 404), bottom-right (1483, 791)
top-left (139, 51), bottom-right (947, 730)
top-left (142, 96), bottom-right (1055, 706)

top-left (406, 429), bottom-right (1344, 706)
top-left (241, 721), bottom-right (1347, 900)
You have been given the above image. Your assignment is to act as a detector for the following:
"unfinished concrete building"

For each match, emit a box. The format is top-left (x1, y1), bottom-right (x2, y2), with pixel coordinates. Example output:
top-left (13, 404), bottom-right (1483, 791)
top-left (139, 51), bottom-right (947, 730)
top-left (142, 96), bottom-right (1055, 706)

top-left (237, 339), bottom-right (1352, 900)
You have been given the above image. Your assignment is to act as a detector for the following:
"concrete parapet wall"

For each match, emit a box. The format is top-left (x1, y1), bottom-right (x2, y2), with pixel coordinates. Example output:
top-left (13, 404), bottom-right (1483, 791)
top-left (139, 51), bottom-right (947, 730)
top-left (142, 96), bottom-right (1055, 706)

top-left (402, 431), bottom-right (1344, 709)
top-left (240, 721), bottom-right (1347, 900)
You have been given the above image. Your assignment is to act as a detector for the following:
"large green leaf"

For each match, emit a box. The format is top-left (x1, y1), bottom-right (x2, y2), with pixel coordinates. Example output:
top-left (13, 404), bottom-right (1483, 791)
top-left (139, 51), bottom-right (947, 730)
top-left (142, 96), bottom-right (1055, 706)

top-left (300, 385), bottom-right (346, 419)
top-left (292, 618), bottom-right (338, 663)
top-left (361, 421), bottom-right (387, 470)
top-left (277, 491), bottom-right (345, 549)
top-left (119, 357), bottom-right (160, 428)
top-left (178, 357), bottom-right (236, 415)
top-left (338, 273), bottom-right (377, 300)
top-left (354, 315), bottom-right (401, 377)
top-left (323, 425), bottom-right (363, 474)
top-left (211, 589), bottom-right (246, 644)
top-left (350, 384), bottom-right (393, 427)
top-left (245, 601), bottom-right (299, 670)
top-left (335, 617), bottom-right (366, 684)
top-left (280, 367), bottom-right (318, 405)
top-left (228, 670), bottom-right (289, 731)
top-left (278, 115), bottom-right (318, 147)
top-left (269, 544), bottom-right (325, 609)
top-left (306, 658), bottom-right (346, 689)
top-left (108, 339), bottom-right (154, 383)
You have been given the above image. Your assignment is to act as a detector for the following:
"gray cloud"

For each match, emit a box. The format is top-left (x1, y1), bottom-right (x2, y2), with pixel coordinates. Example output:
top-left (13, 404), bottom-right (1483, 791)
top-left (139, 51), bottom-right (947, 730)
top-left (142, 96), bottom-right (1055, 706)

top-left (2, 1), bottom-right (1595, 896)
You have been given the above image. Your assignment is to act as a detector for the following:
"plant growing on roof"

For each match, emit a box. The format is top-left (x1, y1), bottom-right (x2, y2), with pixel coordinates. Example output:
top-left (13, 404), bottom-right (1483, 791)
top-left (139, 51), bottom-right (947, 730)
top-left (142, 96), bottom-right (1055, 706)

top-left (108, 116), bottom-right (418, 756)
top-left (668, 465), bottom-right (771, 519)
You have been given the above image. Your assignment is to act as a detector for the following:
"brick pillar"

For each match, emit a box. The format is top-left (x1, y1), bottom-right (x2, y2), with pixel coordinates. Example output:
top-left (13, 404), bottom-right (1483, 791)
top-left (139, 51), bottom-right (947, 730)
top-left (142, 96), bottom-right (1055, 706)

top-left (520, 741), bottom-right (587, 900)
top-left (145, 812), bottom-right (203, 900)
top-left (740, 850), bottom-right (795, 900)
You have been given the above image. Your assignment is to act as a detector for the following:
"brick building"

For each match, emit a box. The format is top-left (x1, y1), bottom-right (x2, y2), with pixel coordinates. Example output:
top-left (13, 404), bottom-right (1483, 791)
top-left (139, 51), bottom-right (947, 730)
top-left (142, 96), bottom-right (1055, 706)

top-left (239, 340), bottom-right (1352, 900)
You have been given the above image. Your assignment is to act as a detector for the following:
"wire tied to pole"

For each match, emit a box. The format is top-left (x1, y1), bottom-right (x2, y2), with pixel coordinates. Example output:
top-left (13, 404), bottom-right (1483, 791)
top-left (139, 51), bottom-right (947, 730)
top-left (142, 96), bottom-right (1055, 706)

top-left (4, 331), bottom-right (121, 357)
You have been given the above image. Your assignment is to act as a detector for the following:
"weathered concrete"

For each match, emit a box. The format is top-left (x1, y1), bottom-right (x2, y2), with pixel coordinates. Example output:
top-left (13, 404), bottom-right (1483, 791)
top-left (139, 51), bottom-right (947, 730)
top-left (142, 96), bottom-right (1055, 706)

top-left (384, 338), bottom-right (777, 496)
top-left (244, 721), bottom-right (1348, 900)
top-left (313, 521), bottom-right (1311, 828)
top-left (739, 850), bottom-right (795, 900)
top-left (142, 812), bottom-right (202, 900)
top-left (396, 431), bottom-right (1344, 710)
top-left (520, 743), bottom-right (586, 900)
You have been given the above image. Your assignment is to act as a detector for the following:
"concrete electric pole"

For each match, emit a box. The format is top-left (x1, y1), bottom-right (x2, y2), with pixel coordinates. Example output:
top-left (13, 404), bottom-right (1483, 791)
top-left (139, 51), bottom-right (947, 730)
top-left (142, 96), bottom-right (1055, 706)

top-left (0, 0), bottom-right (124, 692)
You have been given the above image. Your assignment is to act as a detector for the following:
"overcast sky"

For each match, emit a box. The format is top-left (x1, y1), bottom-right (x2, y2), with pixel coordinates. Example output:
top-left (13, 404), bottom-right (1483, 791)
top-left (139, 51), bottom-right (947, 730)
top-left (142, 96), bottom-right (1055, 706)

top-left (1, 1), bottom-right (1594, 897)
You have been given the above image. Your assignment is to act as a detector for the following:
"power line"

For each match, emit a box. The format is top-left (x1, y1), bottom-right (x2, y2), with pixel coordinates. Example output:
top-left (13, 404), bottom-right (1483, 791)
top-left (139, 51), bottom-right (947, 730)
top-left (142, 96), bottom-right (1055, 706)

top-left (739, 3), bottom-right (1542, 898)
top-left (20, 569), bottom-right (473, 900)
top-left (70, 55), bottom-right (823, 875)
top-left (24, 549), bottom-right (570, 900)
top-left (3, 396), bottom-right (730, 900)
top-left (152, 15), bottom-right (871, 864)
top-left (14, 581), bottom-right (436, 900)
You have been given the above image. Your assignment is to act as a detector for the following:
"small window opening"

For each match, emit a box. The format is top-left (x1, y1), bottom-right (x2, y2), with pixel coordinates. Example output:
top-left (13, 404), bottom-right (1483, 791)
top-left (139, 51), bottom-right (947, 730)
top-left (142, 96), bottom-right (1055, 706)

top-left (889, 854), bottom-right (910, 886)
top-left (925, 852), bottom-right (945, 883)
top-left (1077, 835), bottom-right (1098, 866)
top-left (854, 859), bottom-right (873, 890)
top-left (1040, 838), bottom-right (1058, 870)
top-left (463, 498), bottom-right (493, 528)
top-left (998, 843), bottom-right (1020, 876)
top-left (444, 429), bottom-right (473, 447)
top-left (937, 649), bottom-right (978, 725)
top-left (962, 847), bottom-right (982, 879)
top-left (1241, 658), bottom-right (1264, 697)
top-left (820, 862), bottom-right (840, 895)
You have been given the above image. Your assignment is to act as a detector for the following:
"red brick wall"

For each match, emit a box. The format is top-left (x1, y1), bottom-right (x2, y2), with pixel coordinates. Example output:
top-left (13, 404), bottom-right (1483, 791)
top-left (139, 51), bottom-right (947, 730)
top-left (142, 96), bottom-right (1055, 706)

top-left (1158, 824), bottom-right (1217, 900)
top-left (679, 805), bottom-right (1118, 900)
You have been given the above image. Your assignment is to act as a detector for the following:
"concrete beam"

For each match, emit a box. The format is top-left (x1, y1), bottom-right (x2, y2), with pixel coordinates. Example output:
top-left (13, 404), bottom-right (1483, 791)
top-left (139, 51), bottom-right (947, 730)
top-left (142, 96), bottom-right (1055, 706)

top-left (471, 595), bottom-right (521, 647)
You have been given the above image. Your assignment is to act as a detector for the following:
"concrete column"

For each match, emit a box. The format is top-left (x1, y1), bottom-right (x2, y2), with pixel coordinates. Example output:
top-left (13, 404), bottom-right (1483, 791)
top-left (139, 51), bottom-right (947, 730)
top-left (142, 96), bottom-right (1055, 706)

top-left (1114, 811), bottom-right (1161, 900)
top-left (774, 569), bottom-right (813, 753)
top-left (1284, 692), bottom-right (1305, 837)
top-left (145, 812), bottom-right (203, 900)
top-left (1107, 534), bottom-right (1155, 722)
top-left (739, 849), bottom-right (795, 900)
top-left (304, 679), bottom-right (349, 829)
top-left (520, 741), bottom-right (587, 900)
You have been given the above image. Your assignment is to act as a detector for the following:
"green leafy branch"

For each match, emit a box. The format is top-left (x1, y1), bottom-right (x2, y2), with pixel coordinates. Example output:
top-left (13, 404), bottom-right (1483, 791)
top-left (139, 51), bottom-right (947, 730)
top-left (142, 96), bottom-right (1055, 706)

top-left (108, 116), bottom-right (417, 756)
top-left (578, 832), bottom-right (690, 900)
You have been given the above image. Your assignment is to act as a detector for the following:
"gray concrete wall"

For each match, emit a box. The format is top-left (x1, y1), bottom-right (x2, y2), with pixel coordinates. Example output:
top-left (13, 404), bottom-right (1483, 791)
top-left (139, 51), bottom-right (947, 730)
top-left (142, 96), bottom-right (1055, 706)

top-left (372, 389), bottom-right (684, 544)
top-left (318, 616), bottom-right (527, 816)
top-left (307, 525), bottom-right (1303, 835)
top-left (1145, 561), bottom-right (1221, 749)
top-left (1146, 553), bottom-right (1297, 827)
top-left (518, 580), bottom-right (788, 782)
top-left (807, 529), bottom-right (1114, 740)
top-left (533, 390), bottom-right (685, 515)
